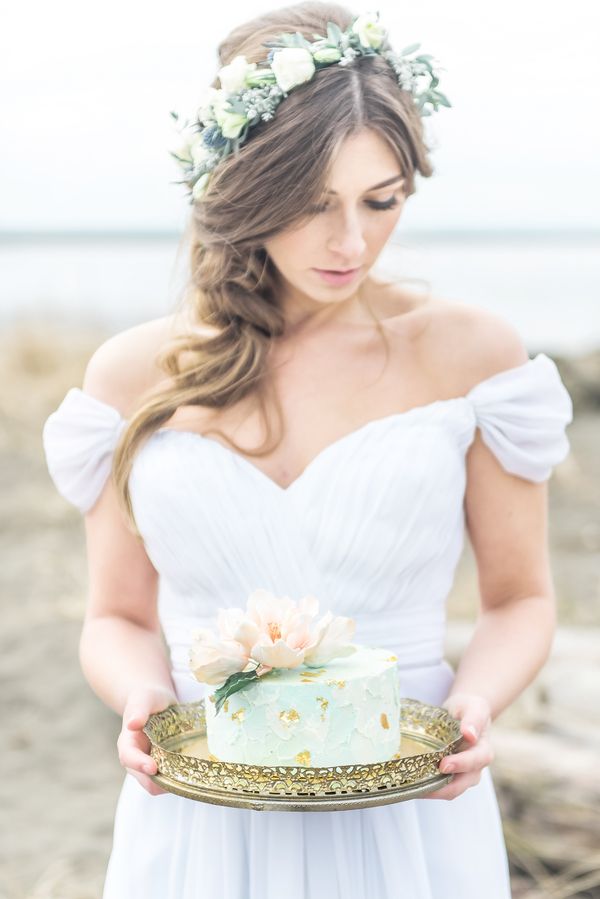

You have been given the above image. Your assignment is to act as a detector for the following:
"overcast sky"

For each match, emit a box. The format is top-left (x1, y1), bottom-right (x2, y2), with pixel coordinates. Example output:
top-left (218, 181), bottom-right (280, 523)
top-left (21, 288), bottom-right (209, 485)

top-left (3, 0), bottom-right (599, 233)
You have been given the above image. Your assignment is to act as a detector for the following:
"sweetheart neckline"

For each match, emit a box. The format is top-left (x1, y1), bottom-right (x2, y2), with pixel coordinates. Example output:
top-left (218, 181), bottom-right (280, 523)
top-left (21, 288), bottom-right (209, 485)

top-left (64, 352), bottom-right (551, 494)
top-left (152, 395), bottom-right (472, 495)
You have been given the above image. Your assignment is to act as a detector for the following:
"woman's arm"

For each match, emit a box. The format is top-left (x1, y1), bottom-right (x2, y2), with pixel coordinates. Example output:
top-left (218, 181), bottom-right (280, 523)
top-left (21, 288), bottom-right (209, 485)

top-left (448, 428), bottom-right (556, 723)
top-left (424, 306), bottom-right (557, 800)
top-left (79, 615), bottom-right (176, 718)
top-left (78, 443), bottom-right (178, 794)
top-left (80, 435), bottom-right (176, 717)
top-left (424, 426), bottom-right (556, 801)
top-left (77, 326), bottom-right (179, 793)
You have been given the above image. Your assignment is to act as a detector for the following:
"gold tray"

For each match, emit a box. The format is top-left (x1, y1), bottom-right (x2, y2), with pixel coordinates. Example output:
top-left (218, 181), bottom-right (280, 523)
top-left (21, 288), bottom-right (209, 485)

top-left (143, 698), bottom-right (466, 811)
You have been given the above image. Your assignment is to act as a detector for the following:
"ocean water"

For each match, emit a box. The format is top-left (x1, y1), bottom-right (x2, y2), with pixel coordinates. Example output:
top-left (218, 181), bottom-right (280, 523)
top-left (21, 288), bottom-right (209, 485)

top-left (1, 232), bottom-right (598, 356)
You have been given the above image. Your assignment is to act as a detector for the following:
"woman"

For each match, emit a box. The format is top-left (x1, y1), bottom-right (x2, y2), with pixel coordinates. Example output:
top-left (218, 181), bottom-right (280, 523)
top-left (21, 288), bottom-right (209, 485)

top-left (43, 3), bottom-right (573, 897)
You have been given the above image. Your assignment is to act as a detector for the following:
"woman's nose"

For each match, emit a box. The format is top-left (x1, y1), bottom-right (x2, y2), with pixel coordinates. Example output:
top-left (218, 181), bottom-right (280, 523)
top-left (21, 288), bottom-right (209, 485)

top-left (326, 210), bottom-right (367, 260)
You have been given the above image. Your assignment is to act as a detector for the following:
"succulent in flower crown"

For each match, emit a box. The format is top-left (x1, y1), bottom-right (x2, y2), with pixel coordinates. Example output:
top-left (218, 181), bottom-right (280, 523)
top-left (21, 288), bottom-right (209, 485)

top-left (188, 589), bottom-right (357, 714)
top-left (168, 10), bottom-right (450, 203)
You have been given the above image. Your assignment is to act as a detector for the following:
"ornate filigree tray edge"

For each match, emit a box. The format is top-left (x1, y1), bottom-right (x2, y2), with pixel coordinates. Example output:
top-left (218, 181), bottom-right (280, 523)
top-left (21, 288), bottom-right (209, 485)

top-left (144, 697), bottom-right (465, 811)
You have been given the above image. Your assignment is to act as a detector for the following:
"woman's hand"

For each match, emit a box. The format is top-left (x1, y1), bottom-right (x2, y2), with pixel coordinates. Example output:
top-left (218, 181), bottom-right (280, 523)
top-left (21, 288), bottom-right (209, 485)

top-left (422, 692), bottom-right (494, 801)
top-left (117, 684), bottom-right (178, 795)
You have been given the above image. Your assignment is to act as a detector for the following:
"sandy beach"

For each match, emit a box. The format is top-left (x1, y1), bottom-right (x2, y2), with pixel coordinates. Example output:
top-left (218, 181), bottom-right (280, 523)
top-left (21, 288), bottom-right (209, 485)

top-left (1, 323), bottom-right (599, 899)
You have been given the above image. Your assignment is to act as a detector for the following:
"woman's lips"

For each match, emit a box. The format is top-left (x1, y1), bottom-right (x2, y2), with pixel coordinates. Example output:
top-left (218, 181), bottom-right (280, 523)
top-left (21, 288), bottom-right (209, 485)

top-left (312, 266), bottom-right (361, 286)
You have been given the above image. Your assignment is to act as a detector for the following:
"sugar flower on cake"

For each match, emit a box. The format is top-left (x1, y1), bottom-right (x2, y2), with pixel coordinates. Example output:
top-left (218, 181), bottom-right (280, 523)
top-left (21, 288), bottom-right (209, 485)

top-left (189, 588), bottom-right (357, 713)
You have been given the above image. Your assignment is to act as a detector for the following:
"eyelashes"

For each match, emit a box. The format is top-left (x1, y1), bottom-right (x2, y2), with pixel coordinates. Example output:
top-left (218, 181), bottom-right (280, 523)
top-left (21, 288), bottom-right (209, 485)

top-left (307, 196), bottom-right (400, 214)
top-left (367, 196), bottom-right (400, 211)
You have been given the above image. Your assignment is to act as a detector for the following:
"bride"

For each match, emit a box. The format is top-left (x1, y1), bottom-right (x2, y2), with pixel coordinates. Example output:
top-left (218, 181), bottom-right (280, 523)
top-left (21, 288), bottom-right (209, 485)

top-left (43, 3), bottom-right (573, 896)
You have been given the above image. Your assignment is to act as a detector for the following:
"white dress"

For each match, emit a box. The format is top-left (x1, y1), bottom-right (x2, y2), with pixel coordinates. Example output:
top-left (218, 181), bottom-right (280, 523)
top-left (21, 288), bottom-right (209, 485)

top-left (42, 352), bottom-right (573, 899)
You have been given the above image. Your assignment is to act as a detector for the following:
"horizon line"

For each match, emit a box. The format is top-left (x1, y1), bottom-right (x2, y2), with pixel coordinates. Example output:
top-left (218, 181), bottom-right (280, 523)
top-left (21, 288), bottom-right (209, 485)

top-left (0, 227), bottom-right (599, 245)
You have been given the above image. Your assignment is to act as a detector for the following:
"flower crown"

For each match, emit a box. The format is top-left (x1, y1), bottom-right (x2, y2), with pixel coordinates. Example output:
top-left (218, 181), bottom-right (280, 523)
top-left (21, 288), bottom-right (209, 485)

top-left (169, 10), bottom-right (450, 203)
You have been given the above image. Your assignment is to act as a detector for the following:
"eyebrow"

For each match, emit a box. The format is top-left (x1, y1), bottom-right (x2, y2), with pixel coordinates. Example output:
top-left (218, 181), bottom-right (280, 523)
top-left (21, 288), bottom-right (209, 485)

top-left (325, 174), bottom-right (405, 195)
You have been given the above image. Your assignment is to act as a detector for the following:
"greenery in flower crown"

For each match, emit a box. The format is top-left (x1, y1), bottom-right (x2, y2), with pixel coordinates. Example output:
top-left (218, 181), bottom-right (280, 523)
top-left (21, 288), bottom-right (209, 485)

top-left (168, 11), bottom-right (450, 203)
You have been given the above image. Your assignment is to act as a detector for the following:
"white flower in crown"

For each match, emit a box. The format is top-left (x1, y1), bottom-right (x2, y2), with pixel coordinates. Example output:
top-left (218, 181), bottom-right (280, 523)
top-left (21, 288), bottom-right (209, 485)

top-left (188, 134), bottom-right (211, 166)
top-left (189, 588), bottom-right (357, 713)
top-left (351, 11), bottom-right (386, 49)
top-left (192, 172), bottom-right (211, 200)
top-left (172, 137), bottom-right (193, 165)
top-left (212, 91), bottom-right (248, 139)
top-left (196, 86), bottom-right (220, 125)
top-left (171, 126), bottom-right (210, 168)
top-left (217, 54), bottom-right (257, 93)
top-left (271, 47), bottom-right (316, 93)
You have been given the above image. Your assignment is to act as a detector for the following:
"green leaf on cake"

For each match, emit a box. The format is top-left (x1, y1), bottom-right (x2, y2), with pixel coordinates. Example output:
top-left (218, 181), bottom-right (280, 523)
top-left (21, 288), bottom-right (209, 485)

top-left (213, 668), bottom-right (261, 714)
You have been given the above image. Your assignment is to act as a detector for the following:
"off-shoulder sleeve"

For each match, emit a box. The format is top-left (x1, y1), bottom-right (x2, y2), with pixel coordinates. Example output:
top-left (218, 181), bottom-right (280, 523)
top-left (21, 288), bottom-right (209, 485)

top-left (42, 388), bottom-right (127, 513)
top-left (466, 353), bottom-right (573, 482)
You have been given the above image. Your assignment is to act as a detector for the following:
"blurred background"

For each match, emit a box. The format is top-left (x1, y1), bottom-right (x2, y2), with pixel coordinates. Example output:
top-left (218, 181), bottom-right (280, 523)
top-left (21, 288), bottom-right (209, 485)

top-left (1, 0), bottom-right (599, 896)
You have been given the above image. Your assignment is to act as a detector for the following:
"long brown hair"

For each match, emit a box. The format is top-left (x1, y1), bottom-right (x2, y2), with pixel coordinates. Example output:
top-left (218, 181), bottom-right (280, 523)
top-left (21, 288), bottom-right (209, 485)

top-left (113, 0), bottom-right (435, 535)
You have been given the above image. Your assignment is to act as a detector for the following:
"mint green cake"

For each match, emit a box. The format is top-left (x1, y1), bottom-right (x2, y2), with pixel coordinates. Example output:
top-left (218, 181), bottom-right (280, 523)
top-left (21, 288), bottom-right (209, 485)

top-left (204, 644), bottom-right (401, 767)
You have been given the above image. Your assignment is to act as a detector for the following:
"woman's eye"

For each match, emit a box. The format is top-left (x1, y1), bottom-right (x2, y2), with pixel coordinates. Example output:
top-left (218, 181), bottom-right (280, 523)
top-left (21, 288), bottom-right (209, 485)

top-left (307, 196), bottom-right (399, 214)
top-left (367, 196), bottom-right (399, 211)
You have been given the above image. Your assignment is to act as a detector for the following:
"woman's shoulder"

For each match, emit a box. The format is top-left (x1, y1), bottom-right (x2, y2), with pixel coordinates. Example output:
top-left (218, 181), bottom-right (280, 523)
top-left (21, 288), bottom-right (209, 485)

top-left (81, 312), bottom-right (219, 418)
top-left (413, 294), bottom-right (530, 397)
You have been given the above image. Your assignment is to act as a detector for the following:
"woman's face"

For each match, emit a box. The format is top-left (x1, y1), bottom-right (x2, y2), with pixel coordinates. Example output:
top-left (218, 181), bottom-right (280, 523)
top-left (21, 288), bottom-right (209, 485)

top-left (263, 128), bottom-right (407, 326)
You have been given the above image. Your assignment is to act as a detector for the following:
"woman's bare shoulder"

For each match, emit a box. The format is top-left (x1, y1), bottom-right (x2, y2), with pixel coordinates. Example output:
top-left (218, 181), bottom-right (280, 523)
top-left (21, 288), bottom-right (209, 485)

top-left (81, 312), bottom-right (218, 418)
top-left (415, 295), bottom-right (530, 395)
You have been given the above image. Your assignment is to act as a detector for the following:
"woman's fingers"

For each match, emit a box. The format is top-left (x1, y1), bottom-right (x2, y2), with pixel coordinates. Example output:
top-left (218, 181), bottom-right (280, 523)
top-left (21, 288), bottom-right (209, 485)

top-left (125, 768), bottom-right (168, 796)
top-left (119, 731), bottom-right (168, 795)
top-left (424, 729), bottom-right (495, 800)
top-left (128, 726), bottom-right (152, 752)
top-left (117, 687), bottom-right (179, 796)
top-left (423, 769), bottom-right (482, 801)
top-left (117, 718), bottom-right (161, 779)
top-left (439, 736), bottom-right (494, 775)
top-left (117, 729), bottom-right (155, 771)
top-left (126, 715), bottom-right (144, 730)
top-left (443, 692), bottom-right (492, 746)
top-left (123, 705), bottom-right (152, 732)
top-left (119, 742), bottom-right (155, 773)
top-left (120, 699), bottom-right (158, 767)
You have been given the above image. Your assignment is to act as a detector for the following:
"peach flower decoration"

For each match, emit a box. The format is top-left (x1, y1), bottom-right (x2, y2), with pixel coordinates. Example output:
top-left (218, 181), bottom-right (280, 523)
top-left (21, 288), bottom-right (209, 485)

top-left (189, 588), bottom-right (357, 688)
top-left (188, 627), bottom-right (249, 686)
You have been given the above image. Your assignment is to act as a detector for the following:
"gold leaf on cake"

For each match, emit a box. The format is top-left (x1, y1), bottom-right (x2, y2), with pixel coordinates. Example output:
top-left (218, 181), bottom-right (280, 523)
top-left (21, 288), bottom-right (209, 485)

top-left (279, 708), bottom-right (300, 725)
top-left (295, 750), bottom-right (311, 766)
top-left (223, 699), bottom-right (229, 713)
top-left (316, 696), bottom-right (329, 721)
top-left (380, 712), bottom-right (390, 729)
top-left (231, 708), bottom-right (245, 722)
top-left (208, 694), bottom-right (215, 703)
top-left (325, 679), bottom-right (346, 688)
top-left (386, 655), bottom-right (398, 662)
